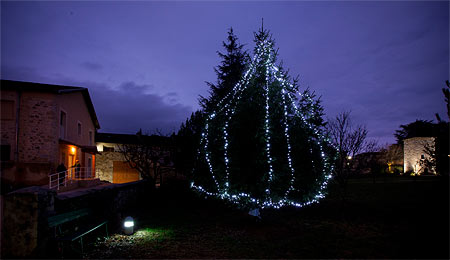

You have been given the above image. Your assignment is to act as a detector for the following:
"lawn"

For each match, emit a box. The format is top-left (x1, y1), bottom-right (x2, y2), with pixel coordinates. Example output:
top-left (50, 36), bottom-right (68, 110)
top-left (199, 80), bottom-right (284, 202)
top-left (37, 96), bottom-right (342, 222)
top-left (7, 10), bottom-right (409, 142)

top-left (85, 176), bottom-right (449, 259)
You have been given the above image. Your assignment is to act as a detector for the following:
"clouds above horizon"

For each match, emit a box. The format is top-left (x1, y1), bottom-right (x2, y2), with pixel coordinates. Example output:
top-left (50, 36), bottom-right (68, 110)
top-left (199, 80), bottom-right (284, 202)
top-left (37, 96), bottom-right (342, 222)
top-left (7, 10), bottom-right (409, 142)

top-left (1, 65), bottom-right (192, 134)
top-left (1, 1), bottom-right (448, 144)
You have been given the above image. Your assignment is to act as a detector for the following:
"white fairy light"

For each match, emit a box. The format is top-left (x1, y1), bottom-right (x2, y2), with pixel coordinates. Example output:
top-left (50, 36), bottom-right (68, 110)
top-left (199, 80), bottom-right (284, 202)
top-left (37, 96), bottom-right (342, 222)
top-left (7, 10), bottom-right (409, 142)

top-left (191, 30), bottom-right (334, 209)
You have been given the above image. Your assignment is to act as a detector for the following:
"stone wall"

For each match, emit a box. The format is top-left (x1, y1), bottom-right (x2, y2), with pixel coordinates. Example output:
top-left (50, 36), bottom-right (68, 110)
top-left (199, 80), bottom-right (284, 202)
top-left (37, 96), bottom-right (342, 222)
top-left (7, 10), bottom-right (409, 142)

top-left (1, 181), bottom-right (150, 258)
top-left (1, 162), bottom-right (52, 190)
top-left (403, 137), bottom-right (436, 174)
top-left (1, 186), bottom-right (56, 258)
top-left (1, 91), bottom-right (18, 161)
top-left (55, 180), bottom-right (149, 217)
top-left (95, 151), bottom-right (127, 182)
top-left (1, 91), bottom-right (59, 188)
top-left (18, 92), bottom-right (59, 164)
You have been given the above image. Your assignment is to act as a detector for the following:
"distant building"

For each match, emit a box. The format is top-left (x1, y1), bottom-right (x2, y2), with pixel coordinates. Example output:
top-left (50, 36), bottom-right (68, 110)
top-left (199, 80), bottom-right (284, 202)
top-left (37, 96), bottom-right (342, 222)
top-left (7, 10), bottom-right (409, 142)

top-left (0, 80), bottom-right (100, 190)
top-left (384, 143), bottom-right (403, 174)
top-left (403, 137), bottom-right (436, 175)
top-left (352, 151), bottom-right (385, 175)
top-left (95, 132), bottom-right (177, 184)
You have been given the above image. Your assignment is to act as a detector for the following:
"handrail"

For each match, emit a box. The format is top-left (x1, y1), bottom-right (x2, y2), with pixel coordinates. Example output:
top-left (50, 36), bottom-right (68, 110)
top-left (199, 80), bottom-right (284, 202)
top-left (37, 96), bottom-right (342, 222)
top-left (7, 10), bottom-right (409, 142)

top-left (48, 167), bottom-right (95, 190)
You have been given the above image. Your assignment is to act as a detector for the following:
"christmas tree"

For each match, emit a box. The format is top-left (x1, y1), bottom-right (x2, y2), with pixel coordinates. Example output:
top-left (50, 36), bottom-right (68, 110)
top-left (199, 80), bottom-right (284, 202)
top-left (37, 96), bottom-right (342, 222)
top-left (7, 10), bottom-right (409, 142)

top-left (178, 28), bottom-right (248, 178)
top-left (199, 27), bottom-right (249, 113)
top-left (191, 27), bottom-right (333, 209)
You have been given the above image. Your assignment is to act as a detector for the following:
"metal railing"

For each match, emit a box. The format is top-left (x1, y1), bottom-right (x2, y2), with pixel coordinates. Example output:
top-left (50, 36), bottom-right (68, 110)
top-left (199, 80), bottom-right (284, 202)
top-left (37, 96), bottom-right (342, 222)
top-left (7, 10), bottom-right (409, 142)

top-left (48, 167), bottom-right (95, 190)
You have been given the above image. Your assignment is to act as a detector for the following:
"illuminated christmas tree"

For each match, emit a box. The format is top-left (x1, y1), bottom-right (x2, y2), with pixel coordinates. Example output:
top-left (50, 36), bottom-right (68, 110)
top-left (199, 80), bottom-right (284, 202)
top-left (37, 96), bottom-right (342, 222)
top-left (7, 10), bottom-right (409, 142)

top-left (191, 27), bottom-right (333, 209)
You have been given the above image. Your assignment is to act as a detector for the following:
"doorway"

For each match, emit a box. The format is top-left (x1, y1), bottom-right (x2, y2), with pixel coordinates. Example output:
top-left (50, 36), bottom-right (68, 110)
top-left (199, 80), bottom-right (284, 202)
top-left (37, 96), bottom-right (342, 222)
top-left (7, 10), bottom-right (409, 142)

top-left (68, 154), bottom-right (74, 179)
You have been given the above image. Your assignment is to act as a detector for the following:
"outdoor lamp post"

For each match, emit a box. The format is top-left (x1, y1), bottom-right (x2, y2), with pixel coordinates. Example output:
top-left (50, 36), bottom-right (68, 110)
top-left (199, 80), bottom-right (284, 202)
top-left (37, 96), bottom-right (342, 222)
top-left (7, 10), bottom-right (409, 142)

top-left (123, 216), bottom-right (134, 235)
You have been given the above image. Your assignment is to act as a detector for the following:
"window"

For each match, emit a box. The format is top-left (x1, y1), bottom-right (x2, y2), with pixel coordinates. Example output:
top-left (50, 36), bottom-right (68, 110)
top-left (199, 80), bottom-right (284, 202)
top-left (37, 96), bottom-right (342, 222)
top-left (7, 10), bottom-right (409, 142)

top-left (1, 100), bottom-right (15, 120)
top-left (89, 131), bottom-right (93, 146)
top-left (1, 145), bottom-right (11, 161)
top-left (103, 146), bottom-right (115, 152)
top-left (60, 111), bottom-right (66, 139)
top-left (77, 122), bottom-right (82, 137)
top-left (421, 154), bottom-right (425, 160)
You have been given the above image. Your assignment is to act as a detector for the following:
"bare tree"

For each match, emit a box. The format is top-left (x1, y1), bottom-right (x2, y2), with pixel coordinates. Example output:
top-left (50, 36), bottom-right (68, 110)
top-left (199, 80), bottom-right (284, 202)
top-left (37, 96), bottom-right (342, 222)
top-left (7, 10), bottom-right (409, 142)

top-left (118, 131), bottom-right (174, 187)
top-left (381, 143), bottom-right (403, 173)
top-left (326, 111), bottom-right (376, 201)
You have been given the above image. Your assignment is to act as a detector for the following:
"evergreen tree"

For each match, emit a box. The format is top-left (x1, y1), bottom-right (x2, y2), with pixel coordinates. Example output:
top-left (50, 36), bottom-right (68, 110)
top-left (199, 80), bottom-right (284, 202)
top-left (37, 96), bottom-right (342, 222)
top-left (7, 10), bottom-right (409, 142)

top-left (191, 28), bottom-right (333, 209)
top-left (176, 110), bottom-right (205, 178)
top-left (443, 80), bottom-right (450, 120)
top-left (394, 119), bottom-right (436, 143)
top-left (177, 28), bottom-right (248, 177)
top-left (199, 28), bottom-right (249, 112)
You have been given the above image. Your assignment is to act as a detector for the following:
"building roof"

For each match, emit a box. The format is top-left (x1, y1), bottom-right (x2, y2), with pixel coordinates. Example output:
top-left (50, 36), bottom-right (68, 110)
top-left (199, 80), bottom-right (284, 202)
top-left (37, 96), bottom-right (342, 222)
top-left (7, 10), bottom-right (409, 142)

top-left (96, 132), bottom-right (175, 147)
top-left (1, 79), bottom-right (100, 129)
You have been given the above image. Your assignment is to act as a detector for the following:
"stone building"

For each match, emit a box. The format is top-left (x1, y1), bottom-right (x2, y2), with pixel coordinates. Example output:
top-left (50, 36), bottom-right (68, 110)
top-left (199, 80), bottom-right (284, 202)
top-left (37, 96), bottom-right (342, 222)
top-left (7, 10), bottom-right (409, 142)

top-left (95, 132), bottom-right (176, 184)
top-left (0, 80), bottom-right (100, 189)
top-left (403, 137), bottom-right (436, 174)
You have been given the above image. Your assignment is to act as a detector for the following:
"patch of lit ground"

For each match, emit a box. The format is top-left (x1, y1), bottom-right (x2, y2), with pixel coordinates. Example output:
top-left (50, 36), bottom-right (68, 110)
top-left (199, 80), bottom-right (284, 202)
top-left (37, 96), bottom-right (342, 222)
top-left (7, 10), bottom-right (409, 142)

top-left (84, 177), bottom-right (449, 259)
top-left (87, 228), bottom-right (175, 258)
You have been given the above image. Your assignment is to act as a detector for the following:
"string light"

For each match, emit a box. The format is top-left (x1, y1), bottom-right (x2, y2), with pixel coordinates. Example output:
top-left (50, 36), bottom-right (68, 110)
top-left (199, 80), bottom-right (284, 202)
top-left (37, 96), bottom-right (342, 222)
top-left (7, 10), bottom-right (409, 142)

top-left (192, 30), bottom-right (333, 209)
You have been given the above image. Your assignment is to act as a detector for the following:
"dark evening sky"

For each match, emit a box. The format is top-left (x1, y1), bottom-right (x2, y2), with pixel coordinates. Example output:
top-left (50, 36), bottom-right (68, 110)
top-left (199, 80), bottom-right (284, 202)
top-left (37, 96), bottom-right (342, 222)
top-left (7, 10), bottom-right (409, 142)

top-left (1, 1), bottom-right (448, 145)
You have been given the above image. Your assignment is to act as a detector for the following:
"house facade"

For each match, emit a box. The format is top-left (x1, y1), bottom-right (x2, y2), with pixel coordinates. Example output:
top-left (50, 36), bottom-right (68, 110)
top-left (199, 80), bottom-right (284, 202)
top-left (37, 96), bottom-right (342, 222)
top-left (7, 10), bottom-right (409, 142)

top-left (0, 80), bottom-right (100, 189)
top-left (403, 137), bottom-right (436, 175)
top-left (95, 132), bottom-right (177, 184)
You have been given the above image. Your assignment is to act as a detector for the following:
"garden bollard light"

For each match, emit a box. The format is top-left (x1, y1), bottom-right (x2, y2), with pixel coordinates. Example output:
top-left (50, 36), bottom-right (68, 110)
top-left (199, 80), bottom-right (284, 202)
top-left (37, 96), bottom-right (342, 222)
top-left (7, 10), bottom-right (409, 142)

top-left (123, 216), bottom-right (134, 235)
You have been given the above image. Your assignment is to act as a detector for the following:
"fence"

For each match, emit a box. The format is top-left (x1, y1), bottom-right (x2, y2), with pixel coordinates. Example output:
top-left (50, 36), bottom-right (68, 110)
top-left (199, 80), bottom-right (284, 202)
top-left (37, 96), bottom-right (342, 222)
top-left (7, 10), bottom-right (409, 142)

top-left (48, 167), bottom-right (94, 190)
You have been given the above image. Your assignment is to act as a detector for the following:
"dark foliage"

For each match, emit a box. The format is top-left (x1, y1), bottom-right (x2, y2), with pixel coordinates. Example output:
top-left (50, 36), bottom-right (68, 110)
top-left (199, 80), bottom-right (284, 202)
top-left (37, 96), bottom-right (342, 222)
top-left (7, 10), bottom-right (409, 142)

top-left (394, 119), bottom-right (436, 143)
top-left (176, 28), bottom-right (248, 179)
top-left (193, 28), bottom-right (330, 207)
top-left (443, 80), bottom-right (450, 120)
top-left (199, 28), bottom-right (249, 113)
top-left (175, 110), bottom-right (205, 178)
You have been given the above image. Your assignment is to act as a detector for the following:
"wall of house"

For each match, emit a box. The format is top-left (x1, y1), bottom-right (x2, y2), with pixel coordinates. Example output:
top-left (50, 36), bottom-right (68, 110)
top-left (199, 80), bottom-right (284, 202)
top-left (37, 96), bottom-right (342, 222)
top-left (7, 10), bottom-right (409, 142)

top-left (56, 92), bottom-right (96, 173)
top-left (403, 137), bottom-right (436, 174)
top-left (19, 92), bottom-right (59, 163)
top-left (1, 90), bottom-right (59, 187)
top-left (95, 150), bottom-right (126, 183)
top-left (1, 88), bottom-right (98, 188)
top-left (56, 92), bottom-right (96, 147)
top-left (1, 90), bottom-right (18, 161)
top-left (1, 90), bottom-right (59, 164)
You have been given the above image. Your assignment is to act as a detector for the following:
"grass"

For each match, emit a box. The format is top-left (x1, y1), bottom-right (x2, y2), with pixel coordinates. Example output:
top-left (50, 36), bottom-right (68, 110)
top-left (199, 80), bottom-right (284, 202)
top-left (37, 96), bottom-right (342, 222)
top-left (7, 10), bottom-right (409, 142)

top-left (85, 176), bottom-right (449, 259)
